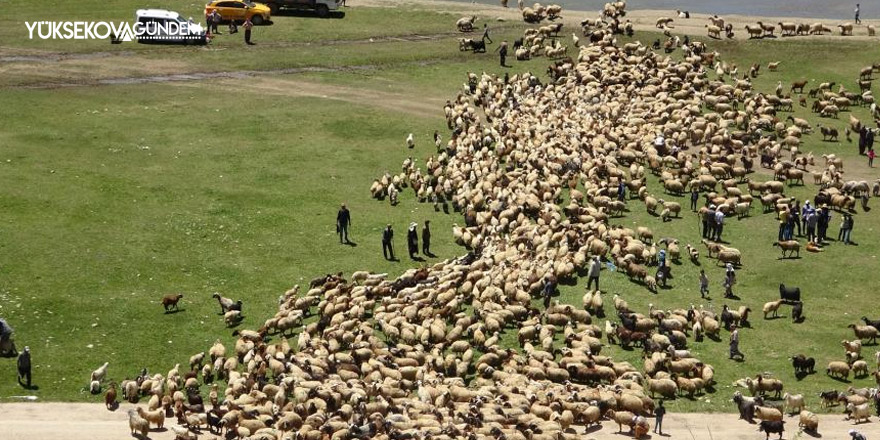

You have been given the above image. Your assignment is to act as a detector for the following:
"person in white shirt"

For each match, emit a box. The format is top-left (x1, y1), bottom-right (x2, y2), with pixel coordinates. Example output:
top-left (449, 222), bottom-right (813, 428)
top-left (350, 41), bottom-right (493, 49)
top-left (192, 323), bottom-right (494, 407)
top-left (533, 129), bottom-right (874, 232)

top-left (714, 209), bottom-right (725, 241)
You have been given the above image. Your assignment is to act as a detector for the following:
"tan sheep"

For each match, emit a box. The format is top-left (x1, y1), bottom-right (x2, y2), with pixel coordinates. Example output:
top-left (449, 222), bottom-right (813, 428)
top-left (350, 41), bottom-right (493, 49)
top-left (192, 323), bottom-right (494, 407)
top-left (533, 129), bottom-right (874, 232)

top-left (827, 361), bottom-right (851, 380)
top-left (762, 300), bottom-right (783, 319)
top-left (128, 409), bottom-right (149, 437)
top-left (798, 410), bottom-right (819, 432)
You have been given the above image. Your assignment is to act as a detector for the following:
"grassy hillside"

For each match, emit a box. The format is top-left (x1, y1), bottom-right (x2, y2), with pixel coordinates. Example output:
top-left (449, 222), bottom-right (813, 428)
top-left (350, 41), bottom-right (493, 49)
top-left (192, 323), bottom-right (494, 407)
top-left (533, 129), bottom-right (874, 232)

top-left (1, 4), bottom-right (880, 414)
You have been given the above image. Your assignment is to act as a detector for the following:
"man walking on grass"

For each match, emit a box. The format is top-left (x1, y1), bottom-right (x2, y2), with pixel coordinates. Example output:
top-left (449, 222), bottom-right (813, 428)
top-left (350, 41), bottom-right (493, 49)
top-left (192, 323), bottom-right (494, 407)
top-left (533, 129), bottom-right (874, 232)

top-left (855, 3), bottom-right (862, 24)
top-left (382, 224), bottom-right (394, 260)
top-left (336, 203), bottom-right (351, 244)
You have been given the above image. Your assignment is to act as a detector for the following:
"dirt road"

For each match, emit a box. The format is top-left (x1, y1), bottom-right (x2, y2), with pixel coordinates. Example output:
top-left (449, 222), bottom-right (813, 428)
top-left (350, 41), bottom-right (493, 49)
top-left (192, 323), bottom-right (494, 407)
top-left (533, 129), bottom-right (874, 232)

top-left (3, 401), bottom-right (880, 440)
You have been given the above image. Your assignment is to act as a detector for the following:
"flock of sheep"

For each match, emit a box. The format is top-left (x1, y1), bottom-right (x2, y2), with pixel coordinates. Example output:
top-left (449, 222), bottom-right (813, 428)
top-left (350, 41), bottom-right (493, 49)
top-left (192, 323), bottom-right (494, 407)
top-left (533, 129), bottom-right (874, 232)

top-left (102, 2), bottom-right (880, 440)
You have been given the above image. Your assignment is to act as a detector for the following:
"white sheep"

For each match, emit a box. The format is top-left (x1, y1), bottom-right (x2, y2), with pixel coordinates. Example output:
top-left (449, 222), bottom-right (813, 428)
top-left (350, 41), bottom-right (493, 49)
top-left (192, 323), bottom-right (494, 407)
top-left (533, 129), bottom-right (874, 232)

top-left (90, 362), bottom-right (109, 383)
top-left (847, 402), bottom-right (871, 423)
top-left (782, 392), bottom-right (804, 414)
top-left (128, 409), bottom-right (149, 437)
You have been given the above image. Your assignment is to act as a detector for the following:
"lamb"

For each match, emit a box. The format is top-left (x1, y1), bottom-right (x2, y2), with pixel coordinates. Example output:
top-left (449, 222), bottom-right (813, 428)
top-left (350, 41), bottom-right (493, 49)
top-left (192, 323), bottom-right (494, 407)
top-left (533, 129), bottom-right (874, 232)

top-left (842, 339), bottom-right (862, 357)
top-left (849, 324), bottom-right (879, 344)
top-left (212, 293), bottom-right (235, 314)
top-left (225, 310), bottom-right (243, 327)
top-left (91, 362), bottom-right (109, 383)
top-left (137, 406), bottom-right (165, 429)
top-left (90, 380), bottom-right (101, 394)
top-left (763, 300), bottom-right (783, 319)
top-left (827, 361), bottom-right (851, 380)
top-left (791, 301), bottom-right (804, 322)
top-left (128, 409), bottom-right (150, 437)
top-left (839, 23), bottom-right (854, 36)
top-left (162, 293), bottom-right (184, 312)
top-left (782, 392), bottom-right (804, 414)
top-left (798, 410), bottom-right (819, 432)
top-left (847, 402), bottom-right (871, 423)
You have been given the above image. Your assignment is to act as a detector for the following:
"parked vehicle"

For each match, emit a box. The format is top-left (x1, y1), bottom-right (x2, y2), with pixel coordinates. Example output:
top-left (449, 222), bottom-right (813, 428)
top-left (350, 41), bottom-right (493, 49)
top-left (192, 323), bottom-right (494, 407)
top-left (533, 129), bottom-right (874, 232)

top-left (204, 0), bottom-right (272, 25)
top-left (261, 0), bottom-right (341, 18)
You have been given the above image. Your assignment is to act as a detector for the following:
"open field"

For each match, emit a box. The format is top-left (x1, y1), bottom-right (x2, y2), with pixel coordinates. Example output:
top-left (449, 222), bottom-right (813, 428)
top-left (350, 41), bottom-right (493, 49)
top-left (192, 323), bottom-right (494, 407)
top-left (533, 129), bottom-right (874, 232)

top-left (4, 0), bottom-right (880, 438)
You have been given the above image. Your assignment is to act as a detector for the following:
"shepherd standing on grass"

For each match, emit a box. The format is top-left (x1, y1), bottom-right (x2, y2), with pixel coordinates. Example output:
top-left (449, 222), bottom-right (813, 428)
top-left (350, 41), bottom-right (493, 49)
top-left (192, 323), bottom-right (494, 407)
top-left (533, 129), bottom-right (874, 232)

top-left (336, 203), bottom-right (351, 244)
top-left (495, 40), bottom-right (508, 67)
top-left (243, 17), bottom-right (254, 45)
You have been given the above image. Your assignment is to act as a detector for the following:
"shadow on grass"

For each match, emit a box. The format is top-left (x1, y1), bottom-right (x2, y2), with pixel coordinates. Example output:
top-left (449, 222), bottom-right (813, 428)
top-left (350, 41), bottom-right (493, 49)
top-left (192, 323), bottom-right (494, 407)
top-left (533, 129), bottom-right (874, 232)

top-left (164, 309), bottom-right (185, 315)
top-left (803, 429), bottom-right (823, 438)
top-left (827, 375), bottom-right (852, 384)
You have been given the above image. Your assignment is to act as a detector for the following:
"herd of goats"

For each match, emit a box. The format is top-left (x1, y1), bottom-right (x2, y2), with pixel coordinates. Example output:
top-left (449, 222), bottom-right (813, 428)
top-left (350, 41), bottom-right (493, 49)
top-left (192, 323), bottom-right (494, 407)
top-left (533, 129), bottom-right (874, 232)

top-left (108, 2), bottom-right (880, 440)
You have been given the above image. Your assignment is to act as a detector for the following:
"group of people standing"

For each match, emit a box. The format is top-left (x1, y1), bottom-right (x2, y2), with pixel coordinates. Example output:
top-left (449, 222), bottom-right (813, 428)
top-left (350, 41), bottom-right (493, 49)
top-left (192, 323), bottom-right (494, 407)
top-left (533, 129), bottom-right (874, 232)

top-left (335, 204), bottom-right (432, 261)
top-left (782, 200), bottom-right (855, 245)
top-left (204, 9), bottom-right (254, 44)
top-left (700, 204), bottom-right (726, 242)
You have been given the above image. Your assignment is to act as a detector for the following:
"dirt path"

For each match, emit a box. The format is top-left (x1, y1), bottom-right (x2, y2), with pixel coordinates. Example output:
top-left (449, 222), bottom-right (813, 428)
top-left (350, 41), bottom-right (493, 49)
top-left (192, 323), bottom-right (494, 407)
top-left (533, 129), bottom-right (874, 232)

top-left (171, 76), bottom-right (445, 119)
top-left (3, 401), bottom-right (880, 440)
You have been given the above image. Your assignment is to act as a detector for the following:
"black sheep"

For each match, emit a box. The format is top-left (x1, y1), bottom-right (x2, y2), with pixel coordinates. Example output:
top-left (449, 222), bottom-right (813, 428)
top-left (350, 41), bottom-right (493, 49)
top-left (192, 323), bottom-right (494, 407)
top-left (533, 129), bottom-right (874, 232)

top-left (733, 392), bottom-right (756, 422)
top-left (779, 283), bottom-right (801, 302)
top-left (792, 301), bottom-right (804, 322)
top-left (758, 420), bottom-right (785, 439)
top-left (470, 39), bottom-right (486, 53)
top-left (791, 354), bottom-right (815, 375)
top-left (819, 390), bottom-right (841, 407)
top-left (862, 316), bottom-right (880, 330)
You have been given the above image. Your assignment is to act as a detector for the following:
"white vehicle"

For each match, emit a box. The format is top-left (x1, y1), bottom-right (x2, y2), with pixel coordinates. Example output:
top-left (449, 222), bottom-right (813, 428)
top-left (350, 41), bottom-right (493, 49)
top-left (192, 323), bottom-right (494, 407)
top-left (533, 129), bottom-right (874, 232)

top-left (135, 9), bottom-right (207, 44)
top-left (261, 0), bottom-right (341, 18)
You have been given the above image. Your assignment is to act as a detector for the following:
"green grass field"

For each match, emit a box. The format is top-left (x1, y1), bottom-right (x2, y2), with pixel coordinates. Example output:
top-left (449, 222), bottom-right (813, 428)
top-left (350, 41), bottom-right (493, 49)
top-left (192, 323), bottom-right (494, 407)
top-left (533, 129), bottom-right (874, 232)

top-left (3, 2), bottom-right (880, 414)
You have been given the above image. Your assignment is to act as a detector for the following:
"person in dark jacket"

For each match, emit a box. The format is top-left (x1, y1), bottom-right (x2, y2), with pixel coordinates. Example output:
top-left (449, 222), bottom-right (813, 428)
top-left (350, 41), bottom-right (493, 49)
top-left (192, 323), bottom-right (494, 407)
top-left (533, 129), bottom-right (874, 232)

top-left (17, 346), bottom-right (31, 388)
top-left (617, 181), bottom-right (626, 202)
top-left (382, 224), bottom-right (394, 260)
top-left (407, 222), bottom-right (419, 260)
top-left (859, 126), bottom-right (869, 155)
top-left (703, 205), bottom-right (715, 239)
top-left (690, 188), bottom-right (699, 211)
top-left (654, 400), bottom-right (666, 434)
top-left (421, 220), bottom-right (432, 256)
top-left (495, 40), bottom-right (508, 67)
top-left (336, 203), bottom-right (351, 244)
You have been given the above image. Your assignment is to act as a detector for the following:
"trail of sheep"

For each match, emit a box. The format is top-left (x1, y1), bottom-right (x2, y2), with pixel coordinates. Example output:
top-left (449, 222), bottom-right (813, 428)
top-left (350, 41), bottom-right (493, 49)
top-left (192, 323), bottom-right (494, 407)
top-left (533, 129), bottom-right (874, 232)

top-left (4, 402), bottom-right (880, 440)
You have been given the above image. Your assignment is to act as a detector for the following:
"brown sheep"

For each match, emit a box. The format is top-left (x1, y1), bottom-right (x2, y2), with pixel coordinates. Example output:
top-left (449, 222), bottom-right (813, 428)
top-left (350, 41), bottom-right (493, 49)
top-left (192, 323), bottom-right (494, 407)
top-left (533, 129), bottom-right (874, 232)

top-left (162, 293), bottom-right (184, 312)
